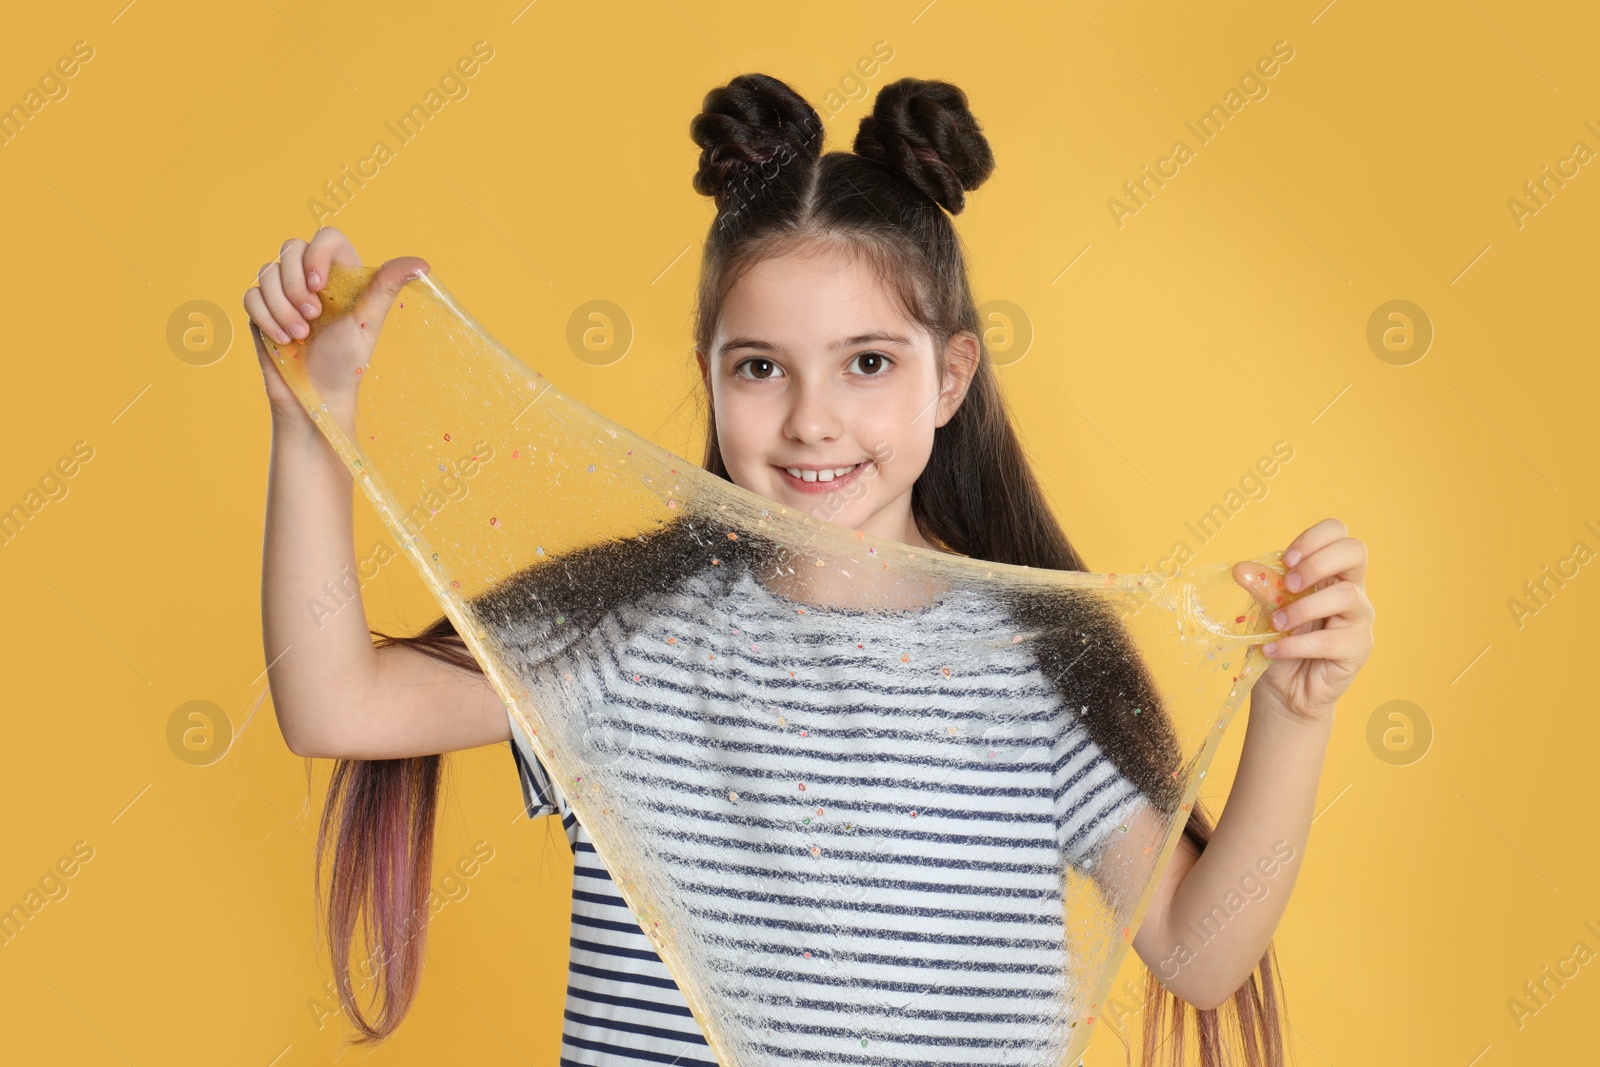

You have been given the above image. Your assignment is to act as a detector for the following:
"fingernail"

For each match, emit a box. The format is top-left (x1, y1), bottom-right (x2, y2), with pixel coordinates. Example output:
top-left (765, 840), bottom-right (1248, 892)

top-left (1263, 642), bottom-right (1278, 656)
top-left (307, 270), bottom-right (321, 287)
top-left (289, 321), bottom-right (308, 339)
top-left (276, 329), bottom-right (291, 344)
top-left (1285, 571), bottom-right (1303, 592)
top-left (1284, 548), bottom-right (1301, 567)
top-left (1271, 611), bottom-right (1288, 629)
top-left (300, 302), bottom-right (317, 317)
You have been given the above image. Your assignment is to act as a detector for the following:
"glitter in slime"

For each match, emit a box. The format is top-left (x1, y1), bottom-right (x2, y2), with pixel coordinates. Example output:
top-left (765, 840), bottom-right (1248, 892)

top-left (267, 263), bottom-right (1301, 1066)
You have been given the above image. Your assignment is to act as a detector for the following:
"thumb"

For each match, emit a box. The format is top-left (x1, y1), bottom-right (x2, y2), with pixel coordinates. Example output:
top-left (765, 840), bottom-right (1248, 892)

top-left (1234, 560), bottom-right (1285, 611)
top-left (1233, 558), bottom-right (1308, 635)
top-left (349, 256), bottom-right (430, 337)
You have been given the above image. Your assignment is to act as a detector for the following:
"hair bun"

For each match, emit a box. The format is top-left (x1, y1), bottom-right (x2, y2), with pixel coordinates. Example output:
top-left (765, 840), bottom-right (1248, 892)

top-left (690, 73), bottom-right (824, 210)
top-left (853, 78), bottom-right (995, 214)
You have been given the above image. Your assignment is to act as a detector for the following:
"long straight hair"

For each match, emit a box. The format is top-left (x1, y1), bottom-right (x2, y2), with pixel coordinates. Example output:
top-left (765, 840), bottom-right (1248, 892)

top-left (309, 72), bottom-right (1289, 1065)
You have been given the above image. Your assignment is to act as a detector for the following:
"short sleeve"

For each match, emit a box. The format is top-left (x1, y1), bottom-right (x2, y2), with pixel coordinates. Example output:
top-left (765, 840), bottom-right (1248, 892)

top-left (490, 561), bottom-right (715, 838)
top-left (507, 706), bottom-right (567, 821)
top-left (1053, 721), bottom-right (1148, 871)
top-left (482, 563), bottom-right (606, 827)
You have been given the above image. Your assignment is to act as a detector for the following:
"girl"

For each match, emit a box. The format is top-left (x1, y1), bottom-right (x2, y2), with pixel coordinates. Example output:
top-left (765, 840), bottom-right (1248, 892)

top-left (246, 74), bottom-right (1374, 1066)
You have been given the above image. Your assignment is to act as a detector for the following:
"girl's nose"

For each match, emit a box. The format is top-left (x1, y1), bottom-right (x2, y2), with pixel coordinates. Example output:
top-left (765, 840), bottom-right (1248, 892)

top-left (781, 378), bottom-right (844, 444)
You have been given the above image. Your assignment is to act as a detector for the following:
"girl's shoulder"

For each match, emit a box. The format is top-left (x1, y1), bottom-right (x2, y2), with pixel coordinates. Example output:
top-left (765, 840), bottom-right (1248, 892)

top-left (470, 518), bottom-right (735, 655)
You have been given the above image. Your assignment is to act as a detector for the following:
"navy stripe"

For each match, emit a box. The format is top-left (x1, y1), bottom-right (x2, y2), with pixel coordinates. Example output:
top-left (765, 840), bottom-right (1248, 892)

top-left (653, 851), bottom-right (1067, 905)
top-left (568, 960), bottom-right (681, 993)
top-left (725, 989), bottom-right (1045, 1026)
top-left (698, 935), bottom-right (1062, 975)
top-left (750, 1048), bottom-right (1026, 1067)
top-left (560, 1032), bottom-right (717, 1067)
top-left (588, 808), bottom-right (1060, 857)
top-left (757, 1013), bottom-right (1053, 1049)
top-left (680, 905), bottom-right (1064, 951)
top-left (613, 742), bottom-right (1088, 794)
top-left (571, 935), bottom-right (671, 966)
top-left (573, 887), bottom-right (630, 911)
top-left (666, 877), bottom-right (1066, 926)
top-left (636, 827), bottom-right (1066, 876)
top-left (705, 962), bottom-right (1061, 1002)
top-left (573, 910), bottom-right (666, 939)
top-left (563, 1006), bottom-right (710, 1046)
top-left (565, 983), bottom-right (697, 1020)
top-left (570, 709), bottom-right (1071, 762)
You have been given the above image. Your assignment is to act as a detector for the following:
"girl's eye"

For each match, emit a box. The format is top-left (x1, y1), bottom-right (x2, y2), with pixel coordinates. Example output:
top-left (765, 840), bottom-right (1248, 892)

top-left (732, 353), bottom-right (893, 379)
top-left (733, 358), bottom-right (783, 381)
top-left (850, 351), bottom-right (894, 376)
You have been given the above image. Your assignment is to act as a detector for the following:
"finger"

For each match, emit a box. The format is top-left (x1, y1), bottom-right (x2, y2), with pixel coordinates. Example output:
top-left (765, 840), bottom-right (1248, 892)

top-left (1232, 560), bottom-right (1300, 612)
top-left (247, 318), bottom-right (269, 360)
top-left (246, 318), bottom-right (298, 401)
top-left (1269, 579), bottom-right (1362, 634)
top-left (244, 282), bottom-right (293, 345)
top-left (349, 256), bottom-right (431, 337)
top-left (255, 262), bottom-right (310, 340)
top-left (249, 320), bottom-right (293, 388)
top-left (303, 226), bottom-right (362, 294)
top-left (1283, 518), bottom-right (1348, 570)
top-left (277, 238), bottom-right (321, 323)
top-left (1263, 626), bottom-right (1362, 661)
top-left (1287, 535), bottom-right (1367, 594)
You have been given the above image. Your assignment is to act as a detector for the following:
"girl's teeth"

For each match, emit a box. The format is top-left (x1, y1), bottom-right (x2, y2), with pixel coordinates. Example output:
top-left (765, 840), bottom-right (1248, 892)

top-left (785, 463), bottom-right (860, 483)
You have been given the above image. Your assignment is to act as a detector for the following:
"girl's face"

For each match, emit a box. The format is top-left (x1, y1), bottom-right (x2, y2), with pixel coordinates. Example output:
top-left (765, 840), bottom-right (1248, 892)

top-left (696, 242), bottom-right (979, 552)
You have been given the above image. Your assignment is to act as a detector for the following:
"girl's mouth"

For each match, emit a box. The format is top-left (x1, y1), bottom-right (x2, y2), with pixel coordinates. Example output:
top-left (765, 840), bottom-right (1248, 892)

top-left (775, 460), bottom-right (874, 494)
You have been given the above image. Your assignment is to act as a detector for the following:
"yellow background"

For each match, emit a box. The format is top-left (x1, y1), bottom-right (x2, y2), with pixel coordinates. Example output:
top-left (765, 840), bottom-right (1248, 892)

top-left (1, 1), bottom-right (1595, 1064)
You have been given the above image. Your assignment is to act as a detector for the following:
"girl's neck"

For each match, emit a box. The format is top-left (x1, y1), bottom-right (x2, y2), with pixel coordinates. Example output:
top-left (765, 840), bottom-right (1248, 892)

top-left (758, 517), bottom-right (963, 613)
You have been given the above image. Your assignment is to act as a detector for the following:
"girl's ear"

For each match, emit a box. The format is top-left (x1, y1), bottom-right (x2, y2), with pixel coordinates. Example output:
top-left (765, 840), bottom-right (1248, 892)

top-left (695, 347), bottom-right (711, 391)
top-left (934, 331), bottom-right (981, 427)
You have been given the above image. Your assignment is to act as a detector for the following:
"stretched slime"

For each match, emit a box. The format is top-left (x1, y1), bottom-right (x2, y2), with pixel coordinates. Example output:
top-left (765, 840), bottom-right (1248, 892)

top-left (266, 263), bottom-right (1296, 1066)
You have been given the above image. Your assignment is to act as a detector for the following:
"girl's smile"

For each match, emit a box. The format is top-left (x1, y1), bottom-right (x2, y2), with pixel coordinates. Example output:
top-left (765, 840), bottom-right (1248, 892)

top-left (774, 458), bottom-right (875, 493)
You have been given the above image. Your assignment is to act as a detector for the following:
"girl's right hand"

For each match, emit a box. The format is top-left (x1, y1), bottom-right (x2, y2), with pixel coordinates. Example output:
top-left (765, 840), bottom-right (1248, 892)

top-left (242, 227), bottom-right (429, 421)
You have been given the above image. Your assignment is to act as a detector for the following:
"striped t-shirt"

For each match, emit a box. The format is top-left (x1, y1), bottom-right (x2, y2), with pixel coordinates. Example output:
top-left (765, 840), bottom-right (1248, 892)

top-left (505, 561), bottom-right (1143, 1066)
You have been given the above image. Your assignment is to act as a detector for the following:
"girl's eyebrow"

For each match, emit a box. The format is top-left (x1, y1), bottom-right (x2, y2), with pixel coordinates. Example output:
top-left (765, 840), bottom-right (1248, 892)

top-left (717, 331), bottom-right (914, 357)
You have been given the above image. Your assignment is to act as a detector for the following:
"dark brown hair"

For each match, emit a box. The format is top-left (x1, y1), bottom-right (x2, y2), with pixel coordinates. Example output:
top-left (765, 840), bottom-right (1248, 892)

top-left (309, 72), bottom-right (1288, 1065)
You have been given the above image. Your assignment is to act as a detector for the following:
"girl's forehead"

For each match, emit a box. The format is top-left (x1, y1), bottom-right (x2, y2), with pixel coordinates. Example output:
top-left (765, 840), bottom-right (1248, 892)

top-left (731, 250), bottom-right (883, 297)
top-left (717, 259), bottom-right (928, 348)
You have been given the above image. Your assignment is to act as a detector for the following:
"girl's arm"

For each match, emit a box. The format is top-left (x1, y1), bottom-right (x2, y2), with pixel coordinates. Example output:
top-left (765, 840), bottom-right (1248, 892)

top-left (1126, 700), bottom-right (1334, 1009)
top-left (251, 232), bottom-right (512, 759)
top-left (1119, 520), bottom-right (1374, 1009)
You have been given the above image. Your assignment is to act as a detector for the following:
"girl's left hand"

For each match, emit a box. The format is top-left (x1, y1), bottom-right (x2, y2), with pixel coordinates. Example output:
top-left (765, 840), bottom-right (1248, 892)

top-left (1233, 517), bottom-right (1375, 726)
